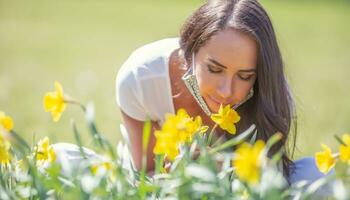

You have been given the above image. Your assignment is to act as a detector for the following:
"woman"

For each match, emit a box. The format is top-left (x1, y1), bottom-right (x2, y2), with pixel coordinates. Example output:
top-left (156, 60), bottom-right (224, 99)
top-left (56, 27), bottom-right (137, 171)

top-left (115, 0), bottom-right (335, 190)
top-left (116, 0), bottom-right (300, 179)
top-left (49, 0), bottom-right (330, 193)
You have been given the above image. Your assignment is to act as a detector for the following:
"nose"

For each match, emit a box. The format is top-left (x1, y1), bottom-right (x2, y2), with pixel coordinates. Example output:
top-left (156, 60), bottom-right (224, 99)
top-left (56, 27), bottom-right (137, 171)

top-left (217, 77), bottom-right (233, 101)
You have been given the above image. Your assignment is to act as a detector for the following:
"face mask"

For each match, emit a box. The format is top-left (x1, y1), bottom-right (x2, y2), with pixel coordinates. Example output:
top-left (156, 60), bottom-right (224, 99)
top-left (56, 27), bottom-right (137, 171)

top-left (181, 53), bottom-right (254, 116)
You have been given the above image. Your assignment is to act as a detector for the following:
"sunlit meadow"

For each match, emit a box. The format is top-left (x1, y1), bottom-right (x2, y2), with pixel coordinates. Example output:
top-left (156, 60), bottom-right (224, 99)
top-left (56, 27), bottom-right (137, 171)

top-left (0, 81), bottom-right (349, 199)
top-left (0, 0), bottom-right (349, 156)
top-left (0, 0), bottom-right (350, 199)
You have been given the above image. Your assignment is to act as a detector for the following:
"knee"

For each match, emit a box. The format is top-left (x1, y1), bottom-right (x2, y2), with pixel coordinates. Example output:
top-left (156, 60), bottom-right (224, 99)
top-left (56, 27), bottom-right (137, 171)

top-left (289, 157), bottom-right (333, 184)
top-left (289, 157), bottom-right (335, 197)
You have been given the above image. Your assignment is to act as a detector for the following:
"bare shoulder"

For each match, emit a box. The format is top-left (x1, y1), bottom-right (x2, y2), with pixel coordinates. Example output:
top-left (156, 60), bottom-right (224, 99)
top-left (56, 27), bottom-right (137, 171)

top-left (168, 49), bottom-right (193, 110)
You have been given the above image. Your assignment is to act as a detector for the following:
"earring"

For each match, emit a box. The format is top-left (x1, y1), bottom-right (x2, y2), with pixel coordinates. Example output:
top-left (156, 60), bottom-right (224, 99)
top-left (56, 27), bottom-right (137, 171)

top-left (232, 88), bottom-right (254, 109)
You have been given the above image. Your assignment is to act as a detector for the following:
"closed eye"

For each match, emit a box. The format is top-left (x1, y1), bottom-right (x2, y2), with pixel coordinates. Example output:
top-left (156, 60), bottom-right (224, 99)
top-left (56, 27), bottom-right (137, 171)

top-left (238, 74), bottom-right (254, 81)
top-left (207, 64), bottom-right (223, 73)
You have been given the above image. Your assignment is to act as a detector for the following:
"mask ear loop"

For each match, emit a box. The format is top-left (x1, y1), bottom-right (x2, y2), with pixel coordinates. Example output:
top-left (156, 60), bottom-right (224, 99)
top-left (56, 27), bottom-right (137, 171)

top-left (182, 53), bottom-right (196, 79)
top-left (181, 53), bottom-right (212, 116)
top-left (191, 53), bottom-right (196, 75)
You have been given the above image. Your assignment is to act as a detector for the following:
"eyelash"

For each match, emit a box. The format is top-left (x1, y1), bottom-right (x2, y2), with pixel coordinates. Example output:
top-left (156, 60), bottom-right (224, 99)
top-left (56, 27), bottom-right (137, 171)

top-left (239, 75), bottom-right (253, 81)
top-left (207, 64), bottom-right (222, 73)
top-left (207, 65), bottom-right (253, 81)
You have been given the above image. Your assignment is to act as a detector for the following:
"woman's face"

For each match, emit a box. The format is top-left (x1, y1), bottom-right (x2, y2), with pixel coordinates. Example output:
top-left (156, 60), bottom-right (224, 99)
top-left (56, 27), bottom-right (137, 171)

top-left (195, 28), bottom-right (258, 113)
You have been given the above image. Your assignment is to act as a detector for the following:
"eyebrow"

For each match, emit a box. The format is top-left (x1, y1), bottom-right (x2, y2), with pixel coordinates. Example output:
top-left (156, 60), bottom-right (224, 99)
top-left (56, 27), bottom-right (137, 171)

top-left (208, 58), bottom-right (256, 72)
top-left (208, 58), bottom-right (227, 69)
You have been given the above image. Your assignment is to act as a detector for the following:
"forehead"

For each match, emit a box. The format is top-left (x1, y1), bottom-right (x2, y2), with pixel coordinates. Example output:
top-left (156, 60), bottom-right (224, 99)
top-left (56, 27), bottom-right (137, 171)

top-left (198, 28), bottom-right (258, 70)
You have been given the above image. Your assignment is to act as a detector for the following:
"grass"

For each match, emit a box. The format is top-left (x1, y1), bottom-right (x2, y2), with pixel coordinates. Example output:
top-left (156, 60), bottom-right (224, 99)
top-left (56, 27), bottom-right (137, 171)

top-left (0, 0), bottom-right (349, 159)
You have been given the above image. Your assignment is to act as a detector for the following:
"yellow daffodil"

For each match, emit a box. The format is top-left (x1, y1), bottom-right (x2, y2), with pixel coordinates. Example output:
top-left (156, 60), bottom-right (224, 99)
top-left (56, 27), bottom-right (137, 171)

top-left (153, 109), bottom-right (207, 160)
top-left (179, 116), bottom-right (208, 143)
top-left (233, 140), bottom-right (265, 185)
top-left (35, 137), bottom-right (56, 166)
top-left (242, 189), bottom-right (249, 200)
top-left (43, 81), bottom-right (67, 122)
top-left (0, 133), bottom-right (11, 165)
top-left (16, 159), bottom-right (27, 171)
top-left (211, 104), bottom-right (240, 134)
top-left (153, 130), bottom-right (180, 160)
top-left (0, 111), bottom-right (14, 131)
top-left (91, 159), bottom-right (117, 181)
top-left (315, 144), bottom-right (335, 174)
top-left (91, 161), bottom-right (113, 175)
top-left (191, 116), bottom-right (209, 135)
top-left (339, 133), bottom-right (350, 164)
top-left (162, 109), bottom-right (191, 139)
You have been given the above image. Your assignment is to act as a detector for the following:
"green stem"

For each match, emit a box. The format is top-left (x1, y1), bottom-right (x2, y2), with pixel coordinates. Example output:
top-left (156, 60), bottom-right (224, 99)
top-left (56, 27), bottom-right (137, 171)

top-left (72, 120), bottom-right (87, 159)
top-left (64, 99), bottom-right (86, 112)
top-left (334, 135), bottom-right (346, 146)
top-left (206, 124), bottom-right (218, 146)
top-left (209, 124), bottom-right (256, 154)
top-left (10, 130), bottom-right (31, 152)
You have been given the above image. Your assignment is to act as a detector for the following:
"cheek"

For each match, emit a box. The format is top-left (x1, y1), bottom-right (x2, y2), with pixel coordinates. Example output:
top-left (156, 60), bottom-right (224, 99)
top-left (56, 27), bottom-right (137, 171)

top-left (196, 67), bottom-right (218, 93)
top-left (232, 78), bottom-right (256, 98)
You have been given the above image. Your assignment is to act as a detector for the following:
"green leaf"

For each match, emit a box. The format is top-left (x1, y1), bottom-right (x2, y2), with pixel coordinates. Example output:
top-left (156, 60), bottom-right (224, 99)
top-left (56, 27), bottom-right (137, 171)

top-left (249, 130), bottom-right (257, 144)
top-left (139, 118), bottom-right (152, 199)
top-left (72, 120), bottom-right (87, 159)
top-left (209, 124), bottom-right (256, 154)
top-left (262, 132), bottom-right (283, 160)
top-left (142, 118), bottom-right (152, 154)
top-left (185, 164), bottom-right (216, 182)
top-left (10, 130), bottom-right (31, 153)
top-left (155, 155), bottom-right (164, 175)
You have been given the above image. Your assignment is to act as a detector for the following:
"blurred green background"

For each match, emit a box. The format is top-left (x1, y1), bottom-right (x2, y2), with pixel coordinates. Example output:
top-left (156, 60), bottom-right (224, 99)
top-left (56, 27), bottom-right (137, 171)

top-left (0, 0), bottom-right (349, 159)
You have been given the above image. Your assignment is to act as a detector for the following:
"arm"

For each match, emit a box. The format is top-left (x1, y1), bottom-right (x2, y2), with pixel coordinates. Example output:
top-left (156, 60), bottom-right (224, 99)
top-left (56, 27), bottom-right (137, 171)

top-left (120, 110), bottom-right (160, 172)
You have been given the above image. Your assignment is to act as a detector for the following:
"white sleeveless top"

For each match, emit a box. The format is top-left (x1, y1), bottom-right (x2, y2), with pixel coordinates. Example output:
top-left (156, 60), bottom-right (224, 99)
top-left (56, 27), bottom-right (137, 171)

top-left (115, 38), bottom-right (180, 125)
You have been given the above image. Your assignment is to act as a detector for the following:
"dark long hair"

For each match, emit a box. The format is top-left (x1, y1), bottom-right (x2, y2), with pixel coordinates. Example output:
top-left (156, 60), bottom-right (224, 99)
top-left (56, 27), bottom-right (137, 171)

top-left (179, 0), bottom-right (297, 179)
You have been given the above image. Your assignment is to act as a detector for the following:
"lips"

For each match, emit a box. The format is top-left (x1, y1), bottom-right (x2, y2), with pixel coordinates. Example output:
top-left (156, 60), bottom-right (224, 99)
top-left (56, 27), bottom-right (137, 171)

top-left (209, 95), bottom-right (228, 106)
top-left (208, 95), bottom-right (232, 107)
top-left (208, 95), bottom-right (220, 105)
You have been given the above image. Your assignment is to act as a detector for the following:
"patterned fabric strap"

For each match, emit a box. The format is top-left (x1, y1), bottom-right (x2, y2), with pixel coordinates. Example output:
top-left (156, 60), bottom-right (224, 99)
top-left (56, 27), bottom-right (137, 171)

top-left (182, 73), bottom-right (212, 116)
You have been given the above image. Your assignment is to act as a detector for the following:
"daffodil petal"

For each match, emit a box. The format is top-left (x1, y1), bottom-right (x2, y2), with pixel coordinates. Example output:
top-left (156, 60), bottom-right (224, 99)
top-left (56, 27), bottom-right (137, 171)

top-left (339, 144), bottom-right (350, 164)
top-left (35, 137), bottom-right (56, 166)
top-left (44, 82), bottom-right (67, 122)
top-left (2, 116), bottom-right (13, 131)
top-left (315, 144), bottom-right (335, 174)
top-left (342, 134), bottom-right (350, 146)
top-left (218, 104), bottom-right (224, 114)
top-left (44, 92), bottom-right (58, 111)
top-left (55, 81), bottom-right (64, 97)
top-left (210, 114), bottom-right (222, 124)
top-left (0, 112), bottom-right (5, 119)
top-left (53, 100), bottom-right (66, 121)
top-left (233, 141), bottom-right (265, 185)
top-left (200, 126), bottom-right (209, 133)
top-left (225, 124), bottom-right (236, 134)
top-left (254, 140), bottom-right (265, 152)
top-left (0, 134), bottom-right (11, 165)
